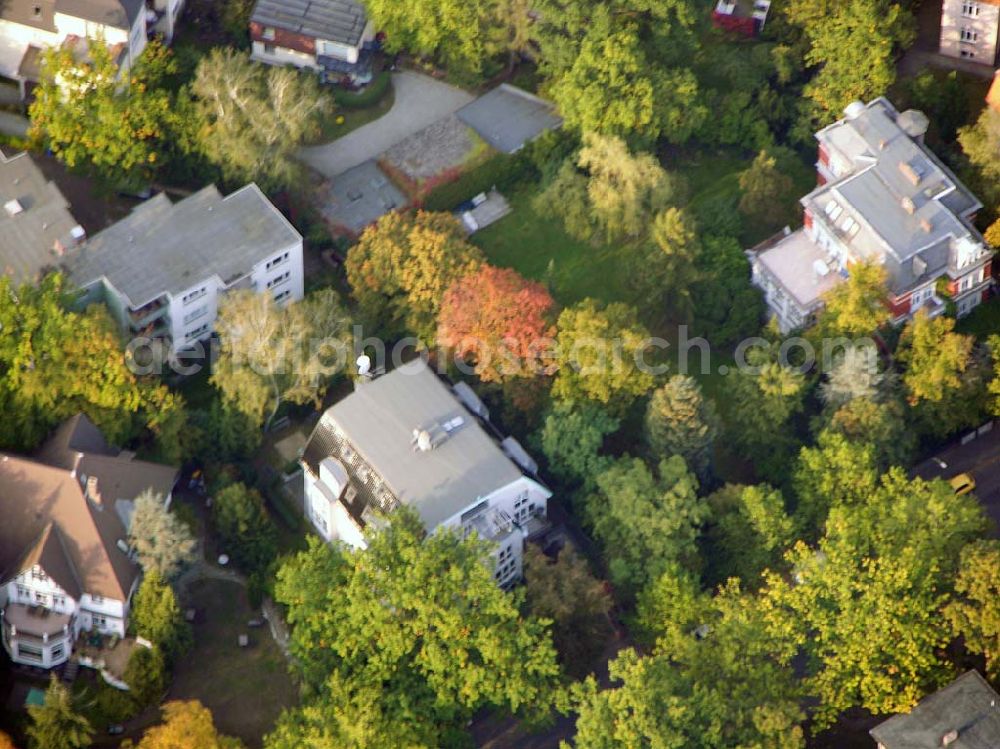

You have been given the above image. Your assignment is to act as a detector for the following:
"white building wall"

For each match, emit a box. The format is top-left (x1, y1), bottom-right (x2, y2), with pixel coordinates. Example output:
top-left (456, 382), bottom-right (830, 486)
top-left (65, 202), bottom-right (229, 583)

top-left (250, 40), bottom-right (318, 69)
top-left (249, 239), bottom-right (305, 307)
top-left (0, 19), bottom-right (60, 78)
top-left (940, 0), bottom-right (1000, 63)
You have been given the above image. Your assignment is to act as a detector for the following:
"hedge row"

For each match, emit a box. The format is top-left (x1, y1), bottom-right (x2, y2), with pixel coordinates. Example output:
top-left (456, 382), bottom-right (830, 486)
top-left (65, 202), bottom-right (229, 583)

top-left (332, 71), bottom-right (391, 109)
top-left (421, 152), bottom-right (533, 212)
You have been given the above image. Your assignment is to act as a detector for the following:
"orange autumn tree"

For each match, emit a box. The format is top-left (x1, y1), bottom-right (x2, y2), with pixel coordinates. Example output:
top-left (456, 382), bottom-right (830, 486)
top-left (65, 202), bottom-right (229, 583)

top-left (438, 265), bottom-right (557, 382)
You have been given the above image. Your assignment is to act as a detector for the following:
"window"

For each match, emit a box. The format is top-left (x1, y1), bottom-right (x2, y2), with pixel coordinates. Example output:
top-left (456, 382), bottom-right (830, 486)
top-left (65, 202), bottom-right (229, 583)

top-left (264, 43), bottom-right (276, 55)
top-left (16, 643), bottom-right (43, 662)
top-left (961, 49), bottom-right (977, 58)
top-left (265, 252), bottom-right (289, 271)
top-left (182, 287), bottom-right (207, 305)
top-left (16, 584), bottom-right (29, 599)
top-left (274, 289), bottom-right (292, 304)
top-left (91, 594), bottom-right (104, 605)
top-left (30, 568), bottom-right (48, 583)
top-left (182, 305), bottom-right (208, 325)
top-left (184, 323), bottom-right (210, 342)
top-left (266, 271), bottom-right (291, 290)
top-left (960, 27), bottom-right (979, 42)
top-left (93, 615), bottom-right (109, 629)
top-left (962, 1), bottom-right (980, 16)
top-left (262, 26), bottom-right (276, 40)
top-left (52, 594), bottom-right (66, 609)
top-left (50, 644), bottom-right (65, 660)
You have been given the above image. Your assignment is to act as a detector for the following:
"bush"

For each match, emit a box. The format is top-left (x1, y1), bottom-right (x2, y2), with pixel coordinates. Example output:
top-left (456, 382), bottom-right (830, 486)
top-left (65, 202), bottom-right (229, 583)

top-left (212, 482), bottom-right (278, 575)
top-left (332, 72), bottom-right (391, 109)
top-left (422, 152), bottom-right (534, 211)
top-left (124, 646), bottom-right (167, 709)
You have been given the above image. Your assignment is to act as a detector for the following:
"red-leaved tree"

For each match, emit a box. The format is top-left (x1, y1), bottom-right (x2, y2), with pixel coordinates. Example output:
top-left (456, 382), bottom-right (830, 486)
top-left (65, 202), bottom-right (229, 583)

top-left (438, 265), bottom-right (557, 382)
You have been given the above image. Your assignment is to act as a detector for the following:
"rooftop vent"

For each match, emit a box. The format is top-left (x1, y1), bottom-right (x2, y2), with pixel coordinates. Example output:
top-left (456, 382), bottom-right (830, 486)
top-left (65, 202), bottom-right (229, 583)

top-left (898, 109), bottom-right (930, 141)
top-left (942, 729), bottom-right (959, 746)
top-left (4, 199), bottom-right (23, 217)
top-left (70, 225), bottom-right (86, 243)
top-left (844, 101), bottom-right (866, 120)
top-left (920, 218), bottom-right (933, 234)
top-left (813, 259), bottom-right (831, 277)
top-left (412, 424), bottom-right (449, 452)
top-left (901, 196), bottom-right (916, 215)
top-left (86, 476), bottom-right (102, 506)
top-left (899, 161), bottom-right (923, 186)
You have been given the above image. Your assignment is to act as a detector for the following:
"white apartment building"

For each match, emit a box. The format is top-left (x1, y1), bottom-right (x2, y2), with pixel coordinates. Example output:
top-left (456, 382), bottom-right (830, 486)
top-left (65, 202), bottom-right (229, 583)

top-left (0, 415), bottom-right (178, 670)
top-left (68, 183), bottom-right (304, 355)
top-left (750, 98), bottom-right (993, 333)
top-left (301, 359), bottom-right (552, 588)
top-left (940, 0), bottom-right (1000, 64)
top-left (0, 0), bottom-right (167, 99)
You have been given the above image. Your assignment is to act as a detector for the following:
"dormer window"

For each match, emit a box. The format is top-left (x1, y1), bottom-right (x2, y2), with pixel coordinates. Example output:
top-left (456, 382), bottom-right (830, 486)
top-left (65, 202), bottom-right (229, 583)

top-left (262, 26), bottom-right (276, 40)
top-left (33, 5), bottom-right (42, 18)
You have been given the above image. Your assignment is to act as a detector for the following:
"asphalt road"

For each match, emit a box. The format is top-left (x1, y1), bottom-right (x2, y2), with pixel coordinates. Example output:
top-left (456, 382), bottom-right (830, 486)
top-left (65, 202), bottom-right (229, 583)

top-left (913, 423), bottom-right (1000, 536)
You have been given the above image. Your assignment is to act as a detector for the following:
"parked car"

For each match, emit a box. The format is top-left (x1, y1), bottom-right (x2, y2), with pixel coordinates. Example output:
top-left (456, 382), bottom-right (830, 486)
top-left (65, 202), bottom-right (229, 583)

top-left (949, 473), bottom-right (976, 496)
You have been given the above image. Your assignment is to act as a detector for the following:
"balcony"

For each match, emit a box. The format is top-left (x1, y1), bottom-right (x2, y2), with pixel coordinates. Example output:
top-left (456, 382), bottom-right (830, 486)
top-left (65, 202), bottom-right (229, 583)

top-left (128, 296), bottom-right (169, 330)
top-left (3, 604), bottom-right (72, 643)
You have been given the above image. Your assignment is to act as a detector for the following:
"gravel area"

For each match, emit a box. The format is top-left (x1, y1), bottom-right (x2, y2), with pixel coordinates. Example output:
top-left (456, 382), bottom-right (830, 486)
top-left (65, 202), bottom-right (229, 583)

top-left (381, 115), bottom-right (478, 182)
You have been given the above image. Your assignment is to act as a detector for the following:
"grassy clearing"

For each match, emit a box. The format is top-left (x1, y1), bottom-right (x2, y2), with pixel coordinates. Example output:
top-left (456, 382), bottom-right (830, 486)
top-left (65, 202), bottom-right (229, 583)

top-left (310, 80), bottom-right (395, 144)
top-left (169, 578), bottom-right (296, 747)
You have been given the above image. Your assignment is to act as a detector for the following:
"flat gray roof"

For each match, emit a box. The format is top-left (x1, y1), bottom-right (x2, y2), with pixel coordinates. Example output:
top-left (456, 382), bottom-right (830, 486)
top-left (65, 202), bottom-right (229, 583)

top-left (755, 228), bottom-right (843, 308)
top-left (870, 670), bottom-right (1000, 749)
top-left (0, 151), bottom-right (82, 283)
top-left (457, 85), bottom-right (562, 154)
top-left (305, 359), bottom-right (523, 529)
top-left (318, 159), bottom-right (404, 234)
top-left (251, 0), bottom-right (367, 47)
top-left (67, 184), bottom-right (301, 308)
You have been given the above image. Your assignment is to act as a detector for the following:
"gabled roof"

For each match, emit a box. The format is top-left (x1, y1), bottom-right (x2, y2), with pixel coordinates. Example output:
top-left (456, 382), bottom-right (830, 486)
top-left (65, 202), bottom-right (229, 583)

top-left (870, 670), bottom-right (1000, 749)
top-left (0, 415), bottom-right (180, 601)
top-left (0, 455), bottom-right (136, 600)
top-left (0, 150), bottom-right (83, 283)
top-left (302, 359), bottom-right (528, 529)
top-left (251, 0), bottom-right (368, 48)
top-left (68, 184), bottom-right (301, 308)
top-left (13, 523), bottom-right (82, 599)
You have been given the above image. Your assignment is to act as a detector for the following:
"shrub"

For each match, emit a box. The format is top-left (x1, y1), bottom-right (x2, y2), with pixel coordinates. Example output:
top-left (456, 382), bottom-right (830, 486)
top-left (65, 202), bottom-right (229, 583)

top-left (422, 152), bottom-right (533, 211)
top-left (124, 646), bottom-right (168, 709)
top-left (331, 72), bottom-right (391, 109)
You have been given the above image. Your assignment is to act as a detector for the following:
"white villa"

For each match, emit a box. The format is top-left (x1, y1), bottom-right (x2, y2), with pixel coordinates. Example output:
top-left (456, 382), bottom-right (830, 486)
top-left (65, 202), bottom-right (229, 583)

top-left (0, 0), bottom-right (185, 99)
top-left (0, 415), bottom-right (178, 670)
top-left (301, 359), bottom-right (552, 587)
top-left (67, 183), bottom-right (304, 355)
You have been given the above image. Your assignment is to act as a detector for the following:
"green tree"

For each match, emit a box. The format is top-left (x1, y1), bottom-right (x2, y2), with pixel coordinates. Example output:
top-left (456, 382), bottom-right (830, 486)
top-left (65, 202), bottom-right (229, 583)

top-left (26, 677), bottom-right (93, 749)
top-left (827, 396), bottom-right (915, 469)
top-left (815, 261), bottom-right (891, 337)
top-left (552, 299), bottom-right (656, 411)
top-left (539, 134), bottom-right (682, 245)
top-left (128, 490), bottom-right (198, 579)
top-left (275, 510), bottom-right (561, 738)
top-left (550, 19), bottom-right (703, 140)
top-left (726, 348), bottom-right (806, 480)
top-left (644, 375), bottom-right (718, 483)
top-left (633, 207), bottom-right (702, 322)
top-left (738, 149), bottom-right (798, 232)
top-left (791, 429), bottom-right (879, 538)
top-left (691, 234), bottom-right (766, 347)
top-left (587, 456), bottom-right (706, 597)
top-left (212, 482), bottom-right (278, 575)
top-left (944, 540), bottom-right (1000, 679)
top-left (572, 582), bottom-right (803, 749)
top-left (131, 570), bottom-right (191, 659)
top-left (265, 673), bottom-right (440, 749)
top-left (29, 40), bottom-right (195, 188)
top-left (704, 483), bottom-right (795, 588)
top-left (189, 398), bottom-right (262, 465)
top-left (0, 274), bottom-right (187, 453)
top-left (960, 107), bottom-right (1000, 205)
top-left (192, 48), bottom-right (332, 189)
top-left (761, 470), bottom-right (986, 727)
top-left (799, 0), bottom-right (915, 123)
top-left (346, 211), bottom-right (485, 341)
top-left (897, 310), bottom-right (973, 405)
top-left (538, 401), bottom-right (620, 489)
top-left (124, 645), bottom-right (168, 708)
top-left (523, 544), bottom-right (612, 677)
top-left (211, 288), bottom-right (353, 429)
top-left (819, 343), bottom-right (884, 408)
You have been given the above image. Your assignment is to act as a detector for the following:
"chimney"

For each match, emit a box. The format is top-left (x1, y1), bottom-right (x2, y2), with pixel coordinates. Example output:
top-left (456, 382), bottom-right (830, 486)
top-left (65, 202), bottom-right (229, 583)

top-left (86, 476), bottom-right (102, 506)
top-left (901, 196), bottom-right (915, 215)
top-left (942, 730), bottom-right (959, 746)
top-left (920, 218), bottom-right (933, 233)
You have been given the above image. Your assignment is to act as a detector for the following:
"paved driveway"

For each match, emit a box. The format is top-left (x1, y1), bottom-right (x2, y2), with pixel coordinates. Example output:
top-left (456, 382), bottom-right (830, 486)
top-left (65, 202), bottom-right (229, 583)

top-left (0, 110), bottom-right (29, 138)
top-left (299, 71), bottom-right (474, 179)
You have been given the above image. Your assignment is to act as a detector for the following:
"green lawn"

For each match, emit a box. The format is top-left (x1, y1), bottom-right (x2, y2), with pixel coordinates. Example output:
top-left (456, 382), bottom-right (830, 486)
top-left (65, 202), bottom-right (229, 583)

top-left (956, 296), bottom-right (1000, 340)
top-left (168, 578), bottom-right (297, 747)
